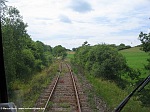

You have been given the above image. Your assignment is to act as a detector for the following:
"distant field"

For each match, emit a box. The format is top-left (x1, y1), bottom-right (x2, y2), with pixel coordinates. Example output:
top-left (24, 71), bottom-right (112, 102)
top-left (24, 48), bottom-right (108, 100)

top-left (119, 47), bottom-right (149, 77)
top-left (67, 51), bottom-right (75, 59)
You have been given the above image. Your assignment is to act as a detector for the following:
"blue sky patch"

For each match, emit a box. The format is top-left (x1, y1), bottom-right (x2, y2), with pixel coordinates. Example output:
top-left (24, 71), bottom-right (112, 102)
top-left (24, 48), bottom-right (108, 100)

top-left (59, 15), bottom-right (72, 23)
top-left (69, 0), bottom-right (92, 13)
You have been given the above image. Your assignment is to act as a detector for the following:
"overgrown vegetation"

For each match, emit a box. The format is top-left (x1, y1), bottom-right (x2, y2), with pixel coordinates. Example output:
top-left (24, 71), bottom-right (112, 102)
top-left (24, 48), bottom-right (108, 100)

top-left (2, 6), bottom-right (53, 90)
top-left (11, 62), bottom-right (58, 111)
top-left (137, 31), bottom-right (150, 107)
top-left (71, 41), bottom-right (150, 111)
top-left (86, 74), bottom-right (150, 112)
top-left (1, 0), bottom-right (149, 110)
top-left (72, 42), bottom-right (139, 86)
top-left (1, 2), bottom-right (67, 107)
top-left (72, 60), bottom-right (150, 112)
top-left (53, 45), bottom-right (67, 59)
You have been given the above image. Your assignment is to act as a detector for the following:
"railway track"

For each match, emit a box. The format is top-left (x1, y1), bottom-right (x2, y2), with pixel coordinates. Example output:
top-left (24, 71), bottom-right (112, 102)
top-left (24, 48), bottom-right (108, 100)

top-left (33, 62), bottom-right (90, 112)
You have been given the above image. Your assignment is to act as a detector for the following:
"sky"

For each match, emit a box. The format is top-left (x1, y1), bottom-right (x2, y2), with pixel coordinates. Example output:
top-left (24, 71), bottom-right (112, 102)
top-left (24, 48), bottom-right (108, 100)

top-left (6, 0), bottom-right (150, 49)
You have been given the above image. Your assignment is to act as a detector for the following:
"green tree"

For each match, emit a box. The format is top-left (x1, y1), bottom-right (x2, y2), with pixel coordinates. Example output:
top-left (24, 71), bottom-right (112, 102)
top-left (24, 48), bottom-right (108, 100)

top-left (2, 6), bottom-right (29, 78)
top-left (73, 45), bottom-right (90, 68)
top-left (33, 41), bottom-right (53, 71)
top-left (21, 49), bottom-right (35, 76)
top-left (1, 4), bottom-right (55, 99)
top-left (53, 45), bottom-right (67, 59)
top-left (138, 31), bottom-right (150, 107)
top-left (2, 5), bottom-right (53, 84)
top-left (117, 43), bottom-right (131, 50)
top-left (87, 45), bottom-right (127, 79)
top-left (72, 48), bottom-right (77, 51)
top-left (73, 44), bottom-right (128, 80)
top-left (2, 18), bottom-right (16, 84)
top-left (139, 32), bottom-right (150, 52)
top-left (72, 43), bottom-right (140, 89)
top-left (44, 45), bottom-right (52, 53)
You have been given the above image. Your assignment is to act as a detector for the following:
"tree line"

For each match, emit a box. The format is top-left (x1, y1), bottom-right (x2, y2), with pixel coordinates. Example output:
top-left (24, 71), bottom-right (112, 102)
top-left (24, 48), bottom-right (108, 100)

top-left (72, 43), bottom-right (131, 51)
top-left (1, 4), bottom-right (67, 91)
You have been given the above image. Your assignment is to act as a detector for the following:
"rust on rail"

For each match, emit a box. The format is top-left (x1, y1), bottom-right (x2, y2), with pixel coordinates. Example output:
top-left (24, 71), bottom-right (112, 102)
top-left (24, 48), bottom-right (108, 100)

top-left (42, 62), bottom-right (82, 112)
top-left (42, 62), bottom-right (62, 112)
top-left (66, 63), bottom-right (82, 112)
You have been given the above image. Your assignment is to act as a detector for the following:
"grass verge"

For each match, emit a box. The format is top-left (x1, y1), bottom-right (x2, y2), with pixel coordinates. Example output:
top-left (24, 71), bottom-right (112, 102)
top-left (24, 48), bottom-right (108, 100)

top-left (86, 74), bottom-right (150, 112)
top-left (9, 62), bottom-right (59, 112)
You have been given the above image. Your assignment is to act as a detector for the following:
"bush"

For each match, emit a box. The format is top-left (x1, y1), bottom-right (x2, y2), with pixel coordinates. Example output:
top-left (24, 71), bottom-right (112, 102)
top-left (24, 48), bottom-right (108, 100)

top-left (88, 45), bottom-right (128, 79)
top-left (73, 44), bottom-right (128, 80)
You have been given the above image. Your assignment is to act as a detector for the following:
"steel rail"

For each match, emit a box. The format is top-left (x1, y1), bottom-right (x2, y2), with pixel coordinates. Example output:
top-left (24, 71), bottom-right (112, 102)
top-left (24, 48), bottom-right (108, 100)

top-left (42, 62), bottom-right (81, 112)
top-left (42, 63), bottom-right (62, 112)
top-left (66, 63), bottom-right (82, 112)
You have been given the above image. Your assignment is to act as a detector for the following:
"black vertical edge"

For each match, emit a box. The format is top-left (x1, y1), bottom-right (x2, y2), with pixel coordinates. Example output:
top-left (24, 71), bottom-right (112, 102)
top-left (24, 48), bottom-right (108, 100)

top-left (0, 16), bottom-right (8, 103)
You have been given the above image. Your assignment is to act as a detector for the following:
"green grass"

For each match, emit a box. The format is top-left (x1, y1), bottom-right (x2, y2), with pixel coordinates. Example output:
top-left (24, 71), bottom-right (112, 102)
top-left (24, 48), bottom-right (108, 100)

top-left (119, 47), bottom-right (149, 78)
top-left (119, 47), bottom-right (149, 69)
top-left (67, 51), bottom-right (74, 59)
top-left (9, 62), bottom-right (59, 111)
top-left (67, 53), bottom-right (74, 58)
top-left (86, 74), bottom-right (150, 112)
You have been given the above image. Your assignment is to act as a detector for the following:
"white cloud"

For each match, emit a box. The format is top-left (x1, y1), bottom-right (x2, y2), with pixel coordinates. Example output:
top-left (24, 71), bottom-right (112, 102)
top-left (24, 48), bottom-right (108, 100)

top-left (6, 0), bottom-right (150, 49)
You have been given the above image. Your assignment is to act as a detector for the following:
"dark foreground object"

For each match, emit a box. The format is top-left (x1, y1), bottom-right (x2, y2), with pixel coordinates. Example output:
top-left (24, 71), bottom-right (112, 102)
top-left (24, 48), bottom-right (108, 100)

top-left (114, 75), bottom-right (150, 112)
